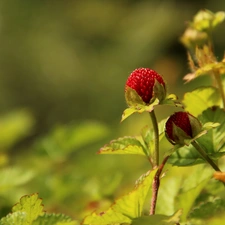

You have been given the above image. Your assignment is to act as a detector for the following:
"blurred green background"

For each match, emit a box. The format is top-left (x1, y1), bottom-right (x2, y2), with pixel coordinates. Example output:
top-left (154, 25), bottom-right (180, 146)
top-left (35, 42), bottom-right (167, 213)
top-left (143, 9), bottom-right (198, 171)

top-left (0, 0), bottom-right (225, 222)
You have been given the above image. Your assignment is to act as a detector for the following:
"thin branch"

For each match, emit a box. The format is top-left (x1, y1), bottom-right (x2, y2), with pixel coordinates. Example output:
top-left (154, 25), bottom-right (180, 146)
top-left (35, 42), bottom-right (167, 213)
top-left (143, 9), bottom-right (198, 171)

top-left (149, 111), bottom-right (159, 167)
top-left (150, 155), bottom-right (170, 215)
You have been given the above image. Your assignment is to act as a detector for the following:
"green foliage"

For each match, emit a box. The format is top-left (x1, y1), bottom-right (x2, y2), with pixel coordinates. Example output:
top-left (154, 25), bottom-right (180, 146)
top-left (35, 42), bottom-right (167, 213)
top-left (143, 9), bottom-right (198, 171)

top-left (0, 194), bottom-right (78, 225)
top-left (82, 169), bottom-right (158, 225)
top-left (183, 86), bottom-right (221, 117)
top-left (98, 136), bottom-right (147, 156)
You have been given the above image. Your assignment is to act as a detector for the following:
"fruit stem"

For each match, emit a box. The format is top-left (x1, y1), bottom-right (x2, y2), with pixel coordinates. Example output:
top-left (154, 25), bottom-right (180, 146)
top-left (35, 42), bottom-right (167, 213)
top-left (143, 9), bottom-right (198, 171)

top-left (149, 111), bottom-right (159, 167)
top-left (150, 155), bottom-right (169, 215)
top-left (192, 141), bottom-right (221, 172)
top-left (213, 69), bottom-right (225, 111)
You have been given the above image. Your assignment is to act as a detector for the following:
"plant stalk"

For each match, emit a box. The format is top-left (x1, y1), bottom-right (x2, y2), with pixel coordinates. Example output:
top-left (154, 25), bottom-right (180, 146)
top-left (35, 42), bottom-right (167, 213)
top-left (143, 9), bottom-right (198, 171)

top-left (150, 155), bottom-right (170, 215)
top-left (192, 141), bottom-right (221, 172)
top-left (213, 70), bottom-right (225, 111)
top-left (149, 111), bottom-right (159, 167)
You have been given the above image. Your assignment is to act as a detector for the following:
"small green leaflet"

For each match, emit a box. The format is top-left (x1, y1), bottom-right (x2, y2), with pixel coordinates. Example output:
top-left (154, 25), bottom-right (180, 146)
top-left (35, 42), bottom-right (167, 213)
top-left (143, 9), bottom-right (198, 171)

top-left (0, 212), bottom-right (27, 225)
top-left (82, 169), bottom-right (157, 225)
top-left (0, 193), bottom-right (78, 225)
top-left (98, 136), bottom-right (147, 156)
top-left (183, 86), bottom-right (220, 117)
top-left (12, 193), bottom-right (44, 223)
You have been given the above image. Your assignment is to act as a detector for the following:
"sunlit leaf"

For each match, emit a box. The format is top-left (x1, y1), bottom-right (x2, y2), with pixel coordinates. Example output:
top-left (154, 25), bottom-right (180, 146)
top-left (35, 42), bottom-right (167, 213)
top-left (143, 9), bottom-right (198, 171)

top-left (183, 86), bottom-right (220, 117)
top-left (82, 169), bottom-right (157, 225)
top-left (132, 209), bottom-right (182, 225)
top-left (98, 136), bottom-right (147, 156)
top-left (33, 213), bottom-right (78, 225)
top-left (198, 107), bottom-right (225, 156)
top-left (12, 193), bottom-right (44, 223)
top-left (175, 165), bottom-right (212, 221)
top-left (0, 212), bottom-right (27, 225)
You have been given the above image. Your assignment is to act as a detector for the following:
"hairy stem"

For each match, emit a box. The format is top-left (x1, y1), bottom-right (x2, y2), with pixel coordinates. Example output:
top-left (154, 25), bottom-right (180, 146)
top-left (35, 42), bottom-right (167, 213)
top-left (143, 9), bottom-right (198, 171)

top-left (149, 111), bottom-right (159, 167)
top-left (213, 70), bottom-right (225, 110)
top-left (192, 141), bottom-right (221, 172)
top-left (150, 155), bottom-right (170, 215)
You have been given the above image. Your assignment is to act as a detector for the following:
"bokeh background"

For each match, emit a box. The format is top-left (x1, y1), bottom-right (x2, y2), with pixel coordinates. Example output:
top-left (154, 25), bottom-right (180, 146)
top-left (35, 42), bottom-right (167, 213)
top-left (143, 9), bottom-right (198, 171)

top-left (0, 0), bottom-right (225, 221)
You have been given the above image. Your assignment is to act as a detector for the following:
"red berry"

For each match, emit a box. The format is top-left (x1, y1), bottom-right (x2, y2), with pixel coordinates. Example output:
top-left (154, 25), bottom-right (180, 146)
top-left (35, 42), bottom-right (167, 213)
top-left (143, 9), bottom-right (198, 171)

top-left (125, 68), bottom-right (166, 104)
top-left (165, 111), bottom-right (202, 145)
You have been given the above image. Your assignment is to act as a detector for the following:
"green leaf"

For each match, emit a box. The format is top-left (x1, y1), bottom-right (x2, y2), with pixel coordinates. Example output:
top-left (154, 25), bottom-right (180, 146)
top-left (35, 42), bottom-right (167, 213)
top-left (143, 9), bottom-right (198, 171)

top-left (198, 107), bottom-right (225, 156)
top-left (183, 86), bottom-right (220, 117)
top-left (0, 212), bottom-right (27, 225)
top-left (98, 136), bottom-right (147, 156)
top-left (189, 197), bottom-right (225, 220)
top-left (12, 193), bottom-right (44, 224)
top-left (82, 169), bottom-right (157, 225)
top-left (168, 145), bottom-right (203, 166)
top-left (175, 165), bottom-right (212, 221)
top-left (33, 213), bottom-right (78, 225)
top-left (132, 209), bottom-right (182, 225)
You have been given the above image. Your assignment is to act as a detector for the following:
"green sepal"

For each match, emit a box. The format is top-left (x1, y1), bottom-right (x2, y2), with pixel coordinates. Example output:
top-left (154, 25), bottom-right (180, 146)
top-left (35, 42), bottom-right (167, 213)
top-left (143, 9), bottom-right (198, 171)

top-left (161, 94), bottom-right (183, 108)
top-left (125, 86), bottom-right (146, 108)
top-left (152, 79), bottom-right (167, 103)
top-left (166, 123), bottom-right (192, 146)
top-left (121, 97), bottom-right (159, 122)
top-left (121, 92), bottom-right (182, 122)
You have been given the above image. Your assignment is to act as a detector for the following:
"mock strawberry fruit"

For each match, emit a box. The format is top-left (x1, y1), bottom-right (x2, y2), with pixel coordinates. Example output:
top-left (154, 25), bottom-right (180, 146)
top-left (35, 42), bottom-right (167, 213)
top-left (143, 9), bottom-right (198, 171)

top-left (125, 68), bottom-right (166, 106)
top-left (165, 111), bottom-right (202, 145)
